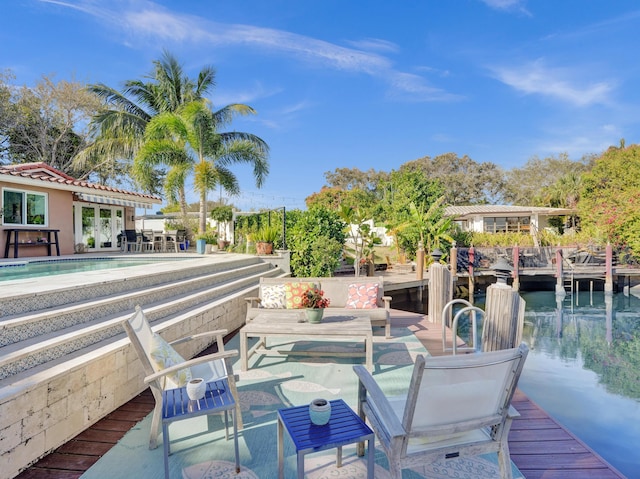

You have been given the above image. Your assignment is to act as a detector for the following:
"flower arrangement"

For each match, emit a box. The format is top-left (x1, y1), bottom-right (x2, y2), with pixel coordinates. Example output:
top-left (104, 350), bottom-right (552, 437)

top-left (300, 286), bottom-right (330, 309)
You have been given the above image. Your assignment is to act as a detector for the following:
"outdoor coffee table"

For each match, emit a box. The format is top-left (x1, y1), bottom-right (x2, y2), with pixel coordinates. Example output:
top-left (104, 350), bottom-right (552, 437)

top-left (277, 399), bottom-right (375, 479)
top-left (240, 312), bottom-right (373, 371)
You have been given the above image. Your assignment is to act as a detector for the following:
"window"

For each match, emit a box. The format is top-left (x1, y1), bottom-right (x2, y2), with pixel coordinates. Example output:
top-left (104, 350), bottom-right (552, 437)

top-left (483, 216), bottom-right (530, 233)
top-left (2, 188), bottom-right (48, 226)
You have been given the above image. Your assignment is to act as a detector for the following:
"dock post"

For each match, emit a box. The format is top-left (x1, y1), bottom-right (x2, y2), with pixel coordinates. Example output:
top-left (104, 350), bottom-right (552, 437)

top-left (468, 246), bottom-right (475, 303)
top-left (428, 263), bottom-right (451, 324)
top-left (605, 242), bottom-right (613, 293)
top-left (512, 244), bottom-right (520, 291)
top-left (555, 247), bottom-right (565, 295)
top-left (483, 261), bottom-right (525, 352)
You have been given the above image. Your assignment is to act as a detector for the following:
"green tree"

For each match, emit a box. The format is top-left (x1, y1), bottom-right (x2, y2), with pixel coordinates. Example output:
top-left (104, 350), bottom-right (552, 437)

top-left (380, 168), bottom-right (443, 257)
top-left (306, 186), bottom-right (377, 217)
top-left (77, 50), bottom-right (217, 214)
top-left (135, 100), bottom-right (268, 233)
top-left (503, 153), bottom-right (590, 205)
top-left (579, 144), bottom-right (640, 260)
top-left (401, 153), bottom-right (505, 205)
top-left (0, 73), bottom-right (101, 177)
top-left (288, 207), bottom-right (345, 277)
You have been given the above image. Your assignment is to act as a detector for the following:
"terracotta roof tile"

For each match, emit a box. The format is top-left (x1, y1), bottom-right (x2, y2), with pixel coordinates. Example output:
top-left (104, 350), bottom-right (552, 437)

top-left (0, 162), bottom-right (161, 202)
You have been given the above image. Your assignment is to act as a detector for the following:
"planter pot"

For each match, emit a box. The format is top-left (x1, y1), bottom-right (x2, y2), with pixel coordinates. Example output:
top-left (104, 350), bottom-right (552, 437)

top-left (309, 398), bottom-right (331, 425)
top-left (186, 378), bottom-right (207, 401)
top-left (255, 241), bottom-right (273, 255)
top-left (179, 240), bottom-right (190, 251)
top-left (217, 239), bottom-right (230, 250)
top-left (196, 239), bottom-right (206, 254)
top-left (205, 244), bottom-right (213, 254)
top-left (305, 308), bottom-right (324, 324)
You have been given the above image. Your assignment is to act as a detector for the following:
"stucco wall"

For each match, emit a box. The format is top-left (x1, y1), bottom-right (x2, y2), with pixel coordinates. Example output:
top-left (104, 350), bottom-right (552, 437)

top-left (1, 183), bottom-right (74, 257)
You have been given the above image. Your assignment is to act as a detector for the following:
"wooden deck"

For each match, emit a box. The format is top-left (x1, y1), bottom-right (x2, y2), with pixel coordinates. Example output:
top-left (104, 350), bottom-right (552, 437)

top-left (15, 311), bottom-right (627, 479)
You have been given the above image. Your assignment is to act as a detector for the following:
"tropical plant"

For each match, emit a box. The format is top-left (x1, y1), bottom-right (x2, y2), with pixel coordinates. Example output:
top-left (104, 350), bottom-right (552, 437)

top-left (196, 230), bottom-right (218, 244)
top-left (395, 196), bottom-right (454, 259)
top-left (254, 224), bottom-right (279, 244)
top-left (210, 204), bottom-right (233, 241)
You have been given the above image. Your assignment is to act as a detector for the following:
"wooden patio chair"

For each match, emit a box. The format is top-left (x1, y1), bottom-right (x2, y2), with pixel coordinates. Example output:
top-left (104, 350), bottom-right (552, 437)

top-left (353, 343), bottom-right (529, 479)
top-left (122, 306), bottom-right (243, 453)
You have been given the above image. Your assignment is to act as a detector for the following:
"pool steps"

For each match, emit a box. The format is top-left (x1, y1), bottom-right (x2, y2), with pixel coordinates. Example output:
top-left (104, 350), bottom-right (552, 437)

top-left (0, 253), bottom-right (288, 478)
top-left (0, 260), bottom-right (276, 380)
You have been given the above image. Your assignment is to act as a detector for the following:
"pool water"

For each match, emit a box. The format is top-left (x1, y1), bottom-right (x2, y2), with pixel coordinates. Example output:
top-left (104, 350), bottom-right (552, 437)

top-left (0, 257), bottom-right (189, 282)
top-left (518, 290), bottom-right (640, 479)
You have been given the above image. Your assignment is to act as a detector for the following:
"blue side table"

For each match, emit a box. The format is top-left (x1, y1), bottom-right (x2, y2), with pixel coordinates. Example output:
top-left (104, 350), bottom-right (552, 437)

top-left (162, 378), bottom-right (239, 479)
top-left (277, 399), bottom-right (375, 479)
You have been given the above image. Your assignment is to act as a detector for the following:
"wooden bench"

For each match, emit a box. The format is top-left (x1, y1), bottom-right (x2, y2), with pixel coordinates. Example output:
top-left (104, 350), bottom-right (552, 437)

top-left (245, 276), bottom-right (392, 338)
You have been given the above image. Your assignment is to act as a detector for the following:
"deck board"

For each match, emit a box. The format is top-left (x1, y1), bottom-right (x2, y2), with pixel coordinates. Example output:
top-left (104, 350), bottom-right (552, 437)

top-left (14, 311), bottom-right (627, 479)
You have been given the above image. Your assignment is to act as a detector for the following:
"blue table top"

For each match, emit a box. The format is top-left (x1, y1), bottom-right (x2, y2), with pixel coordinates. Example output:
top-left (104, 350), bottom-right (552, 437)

top-left (278, 399), bottom-right (373, 452)
top-left (162, 378), bottom-right (234, 421)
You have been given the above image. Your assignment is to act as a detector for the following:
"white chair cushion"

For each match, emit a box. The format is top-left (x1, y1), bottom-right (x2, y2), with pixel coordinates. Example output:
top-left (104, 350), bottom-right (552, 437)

top-left (149, 333), bottom-right (192, 388)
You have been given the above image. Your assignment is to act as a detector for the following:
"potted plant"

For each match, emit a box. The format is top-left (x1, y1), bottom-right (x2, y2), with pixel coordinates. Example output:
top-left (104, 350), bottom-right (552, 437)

top-left (254, 224), bottom-right (279, 255)
top-left (196, 230), bottom-right (218, 253)
top-left (210, 205), bottom-right (233, 250)
top-left (300, 286), bottom-right (330, 323)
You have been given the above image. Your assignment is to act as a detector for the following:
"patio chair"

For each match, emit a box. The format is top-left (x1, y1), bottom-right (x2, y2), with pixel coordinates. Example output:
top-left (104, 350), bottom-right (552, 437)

top-left (353, 343), bottom-right (529, 479)
top-left (164, 229), bottom-right (188, 252)
top-left (121, 229), bottom-right (141, 252)
top-left (122, 306), bottom-right (243, 453)
top-left (140, 229), bottom-right (155, 252)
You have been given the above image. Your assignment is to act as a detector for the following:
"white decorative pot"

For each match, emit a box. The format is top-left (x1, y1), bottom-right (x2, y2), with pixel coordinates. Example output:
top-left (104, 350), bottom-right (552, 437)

top-left (186, 378), bottom-right (207, 401)
top-left (309, 398), bottom-right (331, 425)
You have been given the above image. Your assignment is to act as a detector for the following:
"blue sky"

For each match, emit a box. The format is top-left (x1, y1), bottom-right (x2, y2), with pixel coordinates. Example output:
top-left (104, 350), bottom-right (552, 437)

top-left (3, 0), bottom-right (640, 211)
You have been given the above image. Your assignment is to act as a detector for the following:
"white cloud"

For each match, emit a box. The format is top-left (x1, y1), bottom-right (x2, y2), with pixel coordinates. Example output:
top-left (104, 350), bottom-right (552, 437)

top-left (346, 38), bottom-right (400, 53)
top-left (490, 59), bottom-right (613, 106)
top-left (480, 0), bottom-right (531, 16)
top-left (41, 0), bottom-right (458, 102)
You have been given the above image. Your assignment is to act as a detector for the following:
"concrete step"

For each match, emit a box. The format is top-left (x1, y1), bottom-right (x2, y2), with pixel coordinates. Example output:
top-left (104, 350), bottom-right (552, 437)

top-left (0, 255), bottom-right (284, 383)
top-left (0, 260), bottom-right (272, 347)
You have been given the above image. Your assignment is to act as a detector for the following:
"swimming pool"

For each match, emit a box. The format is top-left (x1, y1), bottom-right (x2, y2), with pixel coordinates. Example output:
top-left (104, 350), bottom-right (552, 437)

top-left (0, 257), bottom-right (191, 282)
top-left (518, 290), bottom-right (640, 478)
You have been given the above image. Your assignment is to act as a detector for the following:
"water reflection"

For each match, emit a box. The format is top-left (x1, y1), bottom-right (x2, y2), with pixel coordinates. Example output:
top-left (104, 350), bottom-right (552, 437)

top-left (519, 291), bottom-right (640, 478)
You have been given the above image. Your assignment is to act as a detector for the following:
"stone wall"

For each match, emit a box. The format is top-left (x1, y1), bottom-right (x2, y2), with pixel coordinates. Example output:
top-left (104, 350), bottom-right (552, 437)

top-left (0, 290), bottom-right (252, 479)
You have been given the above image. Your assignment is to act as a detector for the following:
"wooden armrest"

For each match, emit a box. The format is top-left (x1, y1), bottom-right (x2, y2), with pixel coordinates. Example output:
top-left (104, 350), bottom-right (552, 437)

top-left (143, 350), bottom-right (239, 384)
top-left (353, 365), bottom-right (405, 438)
top-left (382, 295), bottom-right (392, 309)
top-left (169, 329), bottom-right (229, 346)
top-left (244, 296), bottom-right (261, 305)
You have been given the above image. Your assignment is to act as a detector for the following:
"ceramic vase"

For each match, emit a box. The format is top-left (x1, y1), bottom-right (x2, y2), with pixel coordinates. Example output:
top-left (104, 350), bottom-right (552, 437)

top-left (309, 398), bottom-right (331, 425)
top-left (186, 378), bottom-right (207, 401)
top-left (306, 308), bottom-right (324, 324)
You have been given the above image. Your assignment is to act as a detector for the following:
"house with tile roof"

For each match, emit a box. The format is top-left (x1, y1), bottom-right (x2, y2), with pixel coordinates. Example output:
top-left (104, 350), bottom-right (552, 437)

top-left (1, 162), bottom-right (161, 257)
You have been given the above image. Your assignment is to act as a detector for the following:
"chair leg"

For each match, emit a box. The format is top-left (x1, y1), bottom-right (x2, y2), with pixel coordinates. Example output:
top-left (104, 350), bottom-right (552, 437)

top-left (497, 443), bottom-right (513, 479)
top-left (162, 422), bottom-right (171, 479)
top-left (149, 405), bottom-right (162, 449)
top-left (232, 409), bottom-right (240, 473)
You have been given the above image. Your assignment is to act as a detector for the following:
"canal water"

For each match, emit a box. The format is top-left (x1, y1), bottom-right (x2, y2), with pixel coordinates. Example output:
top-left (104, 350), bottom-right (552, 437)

top-left (517, 290), bottom-right (640, 479)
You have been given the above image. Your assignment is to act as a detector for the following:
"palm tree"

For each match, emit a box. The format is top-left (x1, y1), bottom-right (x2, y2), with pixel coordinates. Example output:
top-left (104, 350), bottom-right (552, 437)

top-left (74, 51), bottom-right (216, 219)
top-left (135, 100), bottom-right (269, 233)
